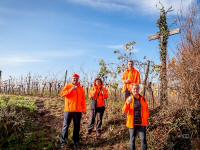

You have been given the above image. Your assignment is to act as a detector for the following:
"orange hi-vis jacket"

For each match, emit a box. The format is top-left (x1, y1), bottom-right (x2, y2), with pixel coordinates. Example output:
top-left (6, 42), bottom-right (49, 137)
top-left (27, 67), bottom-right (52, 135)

top-left (60, 83), bottom-right (86, 113)
top-left (122, 67), bottom-right (141, 92)
top-left (89, 85), bottom-right (109, 108)
top-left (122, 94), bottom-right (149, 128)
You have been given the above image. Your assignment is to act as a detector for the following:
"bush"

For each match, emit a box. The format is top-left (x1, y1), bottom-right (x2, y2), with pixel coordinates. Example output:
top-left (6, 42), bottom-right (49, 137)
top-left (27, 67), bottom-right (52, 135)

top-left (168, 4), bottom-right (200, 106)
top-left (0, 95), bottom-right (37, 148)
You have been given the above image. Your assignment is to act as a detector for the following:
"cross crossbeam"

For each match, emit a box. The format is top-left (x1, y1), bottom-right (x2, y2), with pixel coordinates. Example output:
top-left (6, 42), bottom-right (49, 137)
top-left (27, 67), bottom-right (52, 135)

top-left (148, 28), bottom-right (180, 41)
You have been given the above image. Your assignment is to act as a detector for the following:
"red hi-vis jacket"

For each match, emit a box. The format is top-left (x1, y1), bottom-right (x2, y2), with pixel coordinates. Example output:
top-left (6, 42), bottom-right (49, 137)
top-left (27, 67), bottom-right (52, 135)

top-left (60, 83), bottom-right (86, 113)
top-left (122, 94), bottom-right (149, 128)
top-left (122, 67), bottom-right (141, 92)
top-left (89, 85), bottom-right (109, 108)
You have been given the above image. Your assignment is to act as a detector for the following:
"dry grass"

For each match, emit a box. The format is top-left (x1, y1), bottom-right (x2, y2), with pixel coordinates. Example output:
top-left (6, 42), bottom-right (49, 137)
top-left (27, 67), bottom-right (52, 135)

top-left (0, 91), bottom-right (199, 150)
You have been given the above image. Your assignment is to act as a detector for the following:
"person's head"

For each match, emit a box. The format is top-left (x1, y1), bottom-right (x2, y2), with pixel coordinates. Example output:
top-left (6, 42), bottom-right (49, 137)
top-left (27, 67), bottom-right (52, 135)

top-left (94, 78), bottom-right (103, 86)
top-left (131, 84), bottom-right (140, 96)
top-left (128, 60), bottom-right (134, 70)
top-left (71, 73), bottom-right (80, 85)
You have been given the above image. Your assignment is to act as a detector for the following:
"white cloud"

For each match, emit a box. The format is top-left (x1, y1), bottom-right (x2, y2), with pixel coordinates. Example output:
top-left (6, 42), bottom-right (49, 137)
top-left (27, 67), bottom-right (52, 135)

top-left (69, 0), bottom-right (132, 10)
top-left (0, 49), bottom-right (87, 66)
top-left (37, 49), bottom-right (86, 58)
top-left (0, 56), bottom-right (44, 66)
top-left (67, 0), bottom-right (195, 15)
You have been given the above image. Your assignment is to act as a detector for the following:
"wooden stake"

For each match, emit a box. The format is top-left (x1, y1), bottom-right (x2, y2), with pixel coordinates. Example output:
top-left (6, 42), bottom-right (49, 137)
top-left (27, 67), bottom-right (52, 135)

top-left (143, 60), bottom-right (150, 97)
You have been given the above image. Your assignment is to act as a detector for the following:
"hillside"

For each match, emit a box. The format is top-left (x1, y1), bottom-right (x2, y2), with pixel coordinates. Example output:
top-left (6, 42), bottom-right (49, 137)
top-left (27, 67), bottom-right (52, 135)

top-left (0, 95), bottom-right (199, 150)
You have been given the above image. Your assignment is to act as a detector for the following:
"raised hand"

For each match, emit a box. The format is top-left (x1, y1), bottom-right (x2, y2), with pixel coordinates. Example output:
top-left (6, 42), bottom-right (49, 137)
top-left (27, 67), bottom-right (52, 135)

top-left (127, 96), bottom-right (132, 104)
top-left (125, 79), bottom-right (131, 84)
top-left (73, 85), bottom-right (78, 90)
top-left (101, 90), bottom-right (104, 95)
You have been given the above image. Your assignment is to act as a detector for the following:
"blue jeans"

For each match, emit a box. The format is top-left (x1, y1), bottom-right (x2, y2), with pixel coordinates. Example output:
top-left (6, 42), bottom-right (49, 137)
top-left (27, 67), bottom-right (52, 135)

top-left (61, 112), bottom-right (82, 145)
top-left (129, 126), bottom-right (147, 150)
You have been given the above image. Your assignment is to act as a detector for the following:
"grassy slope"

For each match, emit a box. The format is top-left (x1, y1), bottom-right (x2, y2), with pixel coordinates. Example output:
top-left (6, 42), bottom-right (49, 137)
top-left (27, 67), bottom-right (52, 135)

top-left (0, 95), bottom-right (199, 150)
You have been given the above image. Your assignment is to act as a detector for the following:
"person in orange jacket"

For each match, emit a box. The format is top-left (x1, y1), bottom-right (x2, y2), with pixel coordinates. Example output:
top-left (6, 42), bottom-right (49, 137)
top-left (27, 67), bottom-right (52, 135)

top-left (122, 60), bottom-right (141, 100)
top-left (87, 78), bottom-right (109, 137)
top-left (60, 73), bottom-right (86, 149)
top-left (122, 84), bottom-right (149, 150)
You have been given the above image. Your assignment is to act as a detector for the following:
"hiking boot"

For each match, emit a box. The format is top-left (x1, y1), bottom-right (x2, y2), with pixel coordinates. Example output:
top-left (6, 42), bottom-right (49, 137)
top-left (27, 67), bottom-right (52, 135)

top-left (60, 143), bottom-right (65, 149)
top-left (73, 143), bottom-right (79, 150)
top-left (60, 141), bottom-right (67, 149)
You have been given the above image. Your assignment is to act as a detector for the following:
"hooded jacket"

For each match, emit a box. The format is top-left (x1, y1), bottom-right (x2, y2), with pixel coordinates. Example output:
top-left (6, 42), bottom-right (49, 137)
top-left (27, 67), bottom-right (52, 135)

top-left (60, 83), bottom-right (86, 113)
top-left (122, 67), bottom-right (141, 92)
top-left (89, 82), bottom-right (109, 108)
top-left (122, 94), bottom-right (149, 128)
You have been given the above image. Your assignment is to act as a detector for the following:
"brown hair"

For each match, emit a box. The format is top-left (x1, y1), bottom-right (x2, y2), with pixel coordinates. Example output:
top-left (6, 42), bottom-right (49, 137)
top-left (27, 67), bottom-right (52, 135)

top-left (94, 78), bottom-right (103, 85)
top-left (128, 60), bottom-right (134, 64)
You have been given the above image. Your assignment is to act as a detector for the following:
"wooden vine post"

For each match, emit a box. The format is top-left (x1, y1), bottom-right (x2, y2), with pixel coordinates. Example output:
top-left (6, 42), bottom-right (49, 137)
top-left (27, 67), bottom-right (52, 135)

top-left (64, 69), bottom-right (68, 86)
top-left (143, 60), bottom-right (150, 97)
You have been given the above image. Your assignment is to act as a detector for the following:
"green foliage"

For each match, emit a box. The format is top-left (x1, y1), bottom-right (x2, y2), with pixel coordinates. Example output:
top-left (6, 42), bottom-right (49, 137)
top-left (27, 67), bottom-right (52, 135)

top-left (156, 4), bottom-right (173, 105)
top-left (156, 4), bottom-right (172, 61)
top-left (0, 95), bottom-right (37, 112)
top-left (0, 95), bottom-right (59, 149)
top-left (98, 41), bottom-right (139, 84)
top-left (0, 95), bottom-right (37, 149)
top-left (113, 41), bottom-right (137, 68)
top-left (98, 59), bottom-right (111, 81)
top-left (110, 82), bottom-right (119, 89)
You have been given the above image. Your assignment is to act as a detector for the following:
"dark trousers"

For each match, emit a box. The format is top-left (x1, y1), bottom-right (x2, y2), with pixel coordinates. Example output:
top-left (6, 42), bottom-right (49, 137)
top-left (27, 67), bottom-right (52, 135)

top-left (125, 89), bottom-right (131, 100)
top-left (61, 112), bottom-right (82, 144)
top-left (129, 126), bottom-right (147, 150)
top-left (88, 107), bottom-right (105, 133)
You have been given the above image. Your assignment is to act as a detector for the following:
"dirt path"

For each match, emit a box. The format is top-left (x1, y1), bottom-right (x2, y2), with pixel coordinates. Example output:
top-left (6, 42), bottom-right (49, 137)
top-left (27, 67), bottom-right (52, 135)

top-left (29, 98), bottom-right (64, 149)
top-left (33, 98), bottom-right (129, 150)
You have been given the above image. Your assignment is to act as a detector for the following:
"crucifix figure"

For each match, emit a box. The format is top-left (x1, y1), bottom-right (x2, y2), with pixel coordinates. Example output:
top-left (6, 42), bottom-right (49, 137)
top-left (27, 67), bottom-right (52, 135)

top-left (148, 7), bottom-right (180, 106)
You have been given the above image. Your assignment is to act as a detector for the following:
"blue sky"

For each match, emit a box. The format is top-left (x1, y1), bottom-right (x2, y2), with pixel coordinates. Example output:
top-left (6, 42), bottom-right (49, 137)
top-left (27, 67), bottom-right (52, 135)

top-left (0, 0), bottom-right (197, 80)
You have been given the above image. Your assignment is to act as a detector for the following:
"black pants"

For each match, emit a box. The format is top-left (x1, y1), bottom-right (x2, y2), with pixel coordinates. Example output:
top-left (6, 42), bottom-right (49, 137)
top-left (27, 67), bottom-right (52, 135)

top-left (88, 107), bottom-right (105, 133)
top-left (125, 89), bottom-right (131, 101)
top-left (61, 112), bottom-right (82, 145)
top-left (129, 126), bottom-right (147, 150)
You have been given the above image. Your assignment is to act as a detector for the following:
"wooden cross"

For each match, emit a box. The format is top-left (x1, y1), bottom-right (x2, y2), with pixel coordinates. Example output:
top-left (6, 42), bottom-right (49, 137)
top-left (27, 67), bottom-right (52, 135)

top-left (148, 28), bottom-right (180, 41)
top-left (148, 28), bottom-right (180, 105)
